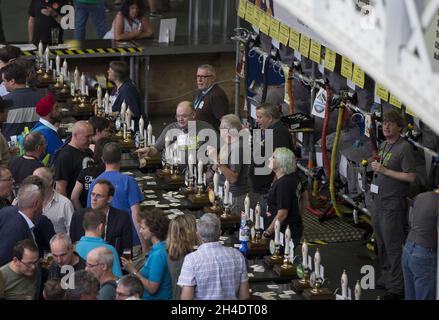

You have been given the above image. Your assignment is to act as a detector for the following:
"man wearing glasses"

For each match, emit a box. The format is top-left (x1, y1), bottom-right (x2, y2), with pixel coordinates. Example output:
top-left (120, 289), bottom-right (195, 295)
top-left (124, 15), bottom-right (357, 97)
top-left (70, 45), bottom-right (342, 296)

top-left (194, 64), bottom-right (229, 130)
top-left (0, 166), bottom-right (14, 209)
top-left (136, 100), bottom-right (218, 164)
top-left (0, 239), bottom-right (39, 300)
top-left (70, 179), bottom-right (132, 256)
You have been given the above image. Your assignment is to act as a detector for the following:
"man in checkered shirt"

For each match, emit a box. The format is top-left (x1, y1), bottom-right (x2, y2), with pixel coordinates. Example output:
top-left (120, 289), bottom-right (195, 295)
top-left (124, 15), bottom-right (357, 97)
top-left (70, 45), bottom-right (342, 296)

top-left (177, 213), bottom-right (250, 300)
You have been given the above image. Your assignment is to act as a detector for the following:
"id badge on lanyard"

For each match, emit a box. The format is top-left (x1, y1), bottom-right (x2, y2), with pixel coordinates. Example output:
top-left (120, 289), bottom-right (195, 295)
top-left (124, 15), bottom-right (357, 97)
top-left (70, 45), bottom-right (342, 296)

top-left (109, 95), bottom-right (117, 111)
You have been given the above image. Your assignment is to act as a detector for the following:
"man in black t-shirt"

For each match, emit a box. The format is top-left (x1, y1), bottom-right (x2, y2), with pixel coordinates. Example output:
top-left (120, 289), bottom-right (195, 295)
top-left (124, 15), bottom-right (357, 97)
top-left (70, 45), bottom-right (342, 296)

top-left (48, 233), bottom-right (85, 280)
top-left (249, 103), bottom-right (294, 214)
top-left (28, 0), bottom-right (69, 46)
top-left (9, 131), bottom-right (45, 185)
top-left (54, 121), bottom-right (94, 198)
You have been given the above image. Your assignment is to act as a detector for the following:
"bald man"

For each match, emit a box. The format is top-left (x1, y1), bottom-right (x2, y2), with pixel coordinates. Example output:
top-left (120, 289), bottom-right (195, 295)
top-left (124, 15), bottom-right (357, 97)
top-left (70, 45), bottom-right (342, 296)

top-left (137, 101), bottom-right (218, 160)
top-left (85, 247), bottom-right (118, 300)
top-left (54, 121), bottom-right (94, 197)
top-left (34, 167), bottom-right (74, 234)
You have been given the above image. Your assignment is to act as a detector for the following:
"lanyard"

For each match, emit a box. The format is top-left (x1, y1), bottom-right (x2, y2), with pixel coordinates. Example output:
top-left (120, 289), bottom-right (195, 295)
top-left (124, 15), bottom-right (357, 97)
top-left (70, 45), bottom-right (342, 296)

top-left (194, 84), bottom-right (216, 109)
top-left (380, 137), bottom-right (400, 165)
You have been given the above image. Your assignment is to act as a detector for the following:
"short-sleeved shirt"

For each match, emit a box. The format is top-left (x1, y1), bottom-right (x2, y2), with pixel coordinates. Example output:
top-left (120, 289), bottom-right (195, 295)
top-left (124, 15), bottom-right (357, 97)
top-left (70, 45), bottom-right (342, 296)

top-left (54, 145), bottom-right (94, 198)
top-left (28, 0), bottom-right (65, 45)
top-left (75, 236), bottom-right (122, 278)
top-left (140, 241), bottom-right (172, 300)
top-left (0, 264), bottom-right (38, 300)
top-left (98, 280), bottom-right (117, 300)
top-left (177, 242), bottom-right (248, 300)
top-left (194, 84), bottom-right (229, 130)
top-left (47, 253), bottom-right (86, 280)
top-left (218, 140), bottom-right (249, 197)
top-left (154, 120), bottom-right (218, 153)
top-left (8, 156), bottom-right (44, 185)
top-left (87, 171), bottom-right (144, 246)
top-left (249, 120), bottom-right (294, 194)
top-left (76, 165), bottom-right (103, 208)
top-left (407, 191), bottom-right (439, 249)
top-left (371, 138), bottom-right (416, 199)
top-left (266, 173), bottom-right (303, 239)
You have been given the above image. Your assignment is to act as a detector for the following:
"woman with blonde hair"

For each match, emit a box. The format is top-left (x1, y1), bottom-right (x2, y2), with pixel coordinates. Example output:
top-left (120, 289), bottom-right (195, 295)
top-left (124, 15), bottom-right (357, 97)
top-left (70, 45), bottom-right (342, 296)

top-left (166, 214), bottom-right (197, 300)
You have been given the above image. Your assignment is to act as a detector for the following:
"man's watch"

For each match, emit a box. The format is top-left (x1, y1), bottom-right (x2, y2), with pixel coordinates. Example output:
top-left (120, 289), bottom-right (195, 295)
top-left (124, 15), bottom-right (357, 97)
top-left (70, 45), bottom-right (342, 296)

top-left (263, 230), bottom-right (271, 237)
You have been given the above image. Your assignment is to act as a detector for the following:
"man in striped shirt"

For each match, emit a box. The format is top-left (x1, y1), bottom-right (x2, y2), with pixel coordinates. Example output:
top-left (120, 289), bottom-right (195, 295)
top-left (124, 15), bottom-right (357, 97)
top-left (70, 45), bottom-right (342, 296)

top-left (177, 213), bottom-right (249, 300)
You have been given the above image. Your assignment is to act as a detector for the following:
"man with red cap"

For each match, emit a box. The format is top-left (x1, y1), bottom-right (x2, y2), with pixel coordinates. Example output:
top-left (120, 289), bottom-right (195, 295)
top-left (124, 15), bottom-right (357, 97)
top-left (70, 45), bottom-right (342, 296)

top-left (31, 93), bottom-right (63, 164)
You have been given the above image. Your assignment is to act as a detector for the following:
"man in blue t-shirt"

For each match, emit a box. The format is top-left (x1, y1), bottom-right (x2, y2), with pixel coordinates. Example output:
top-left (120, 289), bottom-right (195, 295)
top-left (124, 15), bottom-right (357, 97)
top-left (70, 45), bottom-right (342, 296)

top-left (88, 142), bottom-right (145, 264)
top-left (75, 208), bottom-right (122, 278)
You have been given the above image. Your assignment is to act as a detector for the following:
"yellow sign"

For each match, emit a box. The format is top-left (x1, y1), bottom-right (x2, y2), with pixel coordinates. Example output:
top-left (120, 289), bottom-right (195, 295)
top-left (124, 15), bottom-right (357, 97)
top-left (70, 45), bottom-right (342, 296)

top-left (375, 83), bottom-right (389, 102)
top-left (405, 107), bottom-right (415, 116)
top-left (289, 28), bottom-right (300, 50)
top-left (324, 48), bottom-right (337, 72)
top-left (258, 10), bottom-right (271, 34)
top-left (309, 40), bottom-right (321, 64)
top-left (352, 64), bottom-right (365, 89)
top-left (389, 94), bottom-right (402, 108)
top-left (299, 34), bottom-right (311, 58)
top-left (279, 23), bottom-right (290, 46)
top-left (269, 17), bottom-right (280, 40)
top-left (245, 3), bottom-right (254, 24)
top-left (238, 0), bottom-right (247, 18)
top-left (341, 56), bottom-right (353, 79)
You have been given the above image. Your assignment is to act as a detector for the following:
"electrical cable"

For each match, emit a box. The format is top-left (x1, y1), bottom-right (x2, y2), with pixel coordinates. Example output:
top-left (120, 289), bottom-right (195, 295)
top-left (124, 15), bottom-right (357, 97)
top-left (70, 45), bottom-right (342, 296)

top-left (330, 101), bottom-right (346, 218)
top-left (321, 86), bottom-right (332, 178)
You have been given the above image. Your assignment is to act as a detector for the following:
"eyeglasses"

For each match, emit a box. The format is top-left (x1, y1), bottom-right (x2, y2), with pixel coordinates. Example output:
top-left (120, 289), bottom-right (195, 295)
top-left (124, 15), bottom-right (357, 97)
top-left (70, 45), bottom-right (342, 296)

top-left (90, 192), bottom-right (108, 200)
top-left (20, 259), bottom-right (40, 268)
top-left (0, 175), bottom-right (14, 182)
top-left (196, 75), bottom-right (212, 79)
top-left (86, 262), bottom-right (100, 269)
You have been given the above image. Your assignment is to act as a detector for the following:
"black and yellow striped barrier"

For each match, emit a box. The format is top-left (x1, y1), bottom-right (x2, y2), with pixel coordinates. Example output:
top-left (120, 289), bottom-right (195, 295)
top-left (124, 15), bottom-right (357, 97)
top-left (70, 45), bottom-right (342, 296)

top-left (21, 47), bottom-right (143, 56)
top-left (306, 240), bottom-right (328, 246)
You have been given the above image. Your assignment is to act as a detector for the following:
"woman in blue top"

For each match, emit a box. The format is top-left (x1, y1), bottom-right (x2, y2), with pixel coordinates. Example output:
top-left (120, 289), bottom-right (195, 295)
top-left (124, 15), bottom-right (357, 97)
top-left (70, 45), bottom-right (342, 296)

top-left (121, 208), bottom-right (172, 300)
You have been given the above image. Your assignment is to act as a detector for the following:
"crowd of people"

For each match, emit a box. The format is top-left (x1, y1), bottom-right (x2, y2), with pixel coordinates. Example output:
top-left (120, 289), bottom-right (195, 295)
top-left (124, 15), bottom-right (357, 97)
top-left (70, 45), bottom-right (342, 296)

top-left (0, 34), bottom-right (302, 300)
top-left (0, 22), bottom-right (436, 300)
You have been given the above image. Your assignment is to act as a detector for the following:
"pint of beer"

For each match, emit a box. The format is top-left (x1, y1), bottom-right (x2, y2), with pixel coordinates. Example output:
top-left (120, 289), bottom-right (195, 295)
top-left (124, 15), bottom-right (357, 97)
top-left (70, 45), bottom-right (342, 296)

top-left (122, 249), bottom-right (132, 260)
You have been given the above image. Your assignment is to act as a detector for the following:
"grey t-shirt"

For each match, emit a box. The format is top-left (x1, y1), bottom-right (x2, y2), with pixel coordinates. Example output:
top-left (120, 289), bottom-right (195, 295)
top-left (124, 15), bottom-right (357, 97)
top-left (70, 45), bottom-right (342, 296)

top-left (371, 138), bottom-right (416, 199)
top-left (218, 140), bottom-right (249, 196)
top-left (97, 280), bottom-right (117, 300)
top-left (407, 191), bottom-right (439, 249)
top-left (154, 120), bottom-right (218, 153)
